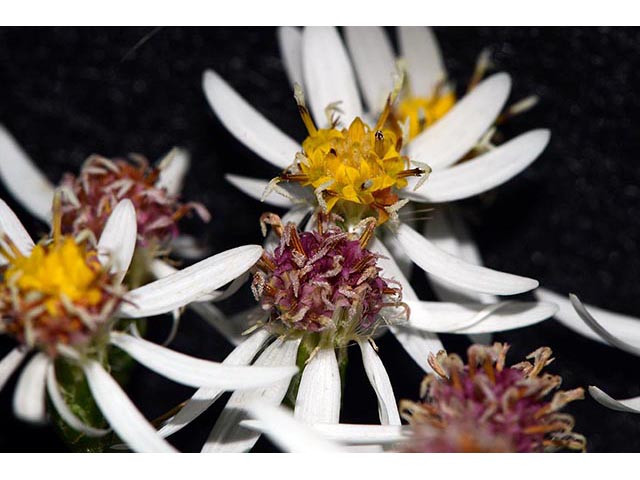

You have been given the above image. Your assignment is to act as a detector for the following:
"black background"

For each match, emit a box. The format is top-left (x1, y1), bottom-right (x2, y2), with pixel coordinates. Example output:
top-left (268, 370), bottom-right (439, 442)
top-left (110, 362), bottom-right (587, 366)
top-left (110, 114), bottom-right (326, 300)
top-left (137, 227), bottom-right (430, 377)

top-left (0, 27), bottom-right (639, 452)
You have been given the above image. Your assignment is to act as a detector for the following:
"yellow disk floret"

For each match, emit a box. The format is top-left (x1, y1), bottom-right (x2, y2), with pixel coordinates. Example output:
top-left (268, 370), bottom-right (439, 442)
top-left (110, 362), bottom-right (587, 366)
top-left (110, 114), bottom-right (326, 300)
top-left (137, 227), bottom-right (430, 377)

top-left (0, 196), bottom-right (122, 353)
top-left (280, 90), bottom-right (426, 224)
top-left (5, 237), bottom-right (104, 316)
top-left (395, 90), bottom-right (456, 139)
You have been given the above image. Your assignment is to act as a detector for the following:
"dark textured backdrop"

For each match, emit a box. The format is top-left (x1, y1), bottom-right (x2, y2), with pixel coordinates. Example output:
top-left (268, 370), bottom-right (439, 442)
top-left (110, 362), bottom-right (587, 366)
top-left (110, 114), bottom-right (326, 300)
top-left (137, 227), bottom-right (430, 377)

top-left (0, 27), bottom-right (639, 452)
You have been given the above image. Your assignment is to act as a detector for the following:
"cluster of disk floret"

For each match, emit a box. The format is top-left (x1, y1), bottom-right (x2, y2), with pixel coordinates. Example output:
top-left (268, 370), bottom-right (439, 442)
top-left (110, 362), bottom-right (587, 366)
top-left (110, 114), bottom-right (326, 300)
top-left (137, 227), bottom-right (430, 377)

top-left (0, 204), bottom-right (123, 356)
top-left (59, 154), bottom-right (209, 248)
top-left (399, 343), bottom-right (586, 453)
top-left (274, 87), bottom-right (427, 224)
top-left (251, 213), bottom-right (405, 345)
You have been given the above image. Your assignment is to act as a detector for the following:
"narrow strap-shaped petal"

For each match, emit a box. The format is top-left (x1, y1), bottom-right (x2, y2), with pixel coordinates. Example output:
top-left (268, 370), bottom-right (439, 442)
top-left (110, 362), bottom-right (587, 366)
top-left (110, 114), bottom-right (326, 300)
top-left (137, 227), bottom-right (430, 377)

top-left (82, 359), bottom-right (177, 452)
top-left (406, 129), bottom-right (550, 202)
top-left (157, 329), bottom-right (272, 439)
top-left (277, 26), bottom-right (303, 87)
top-left (226, 173), bottom-right (295, 208)
top-left (589, 386), bottom-right (640, 414)
top-left (395, 222), bottom-right (538, 295)
top-left (424, 206), bottom-right (496, 304)
top-left (109, 332), bottom-right (296, 390)
top-left (408, 73), bottom-right (511, 170)
top-left (302, 26), bottom-right (363, 127)
top-left (0, 197), bottom-right (35, 261)
top-left (203, 70), bottom-right (300, 169)
top-left (243, 419), bottom-right (409, 445)
top-left (191, 304), bottom-right (260, 347)
top-left (0, 126), bottom-right (55, 223)
top-left (344, 26), bottom-right (396, 113)
top-left (358, 340), bottom-right (400, 425)
top-left (243, 402), bottom-right (345, 453)
top-left (202, 337), bottom-right (300, 452)
top-left (406, 300), bottom-right (556, 334)
top-left (97, 199), bottom-right (137, 284)
top-left (120, 244), bottom-right (263, 318)
top-left (369, 238), bottom-right (443, 372)
top-left (0, 347), bottom-right (27, 392)
top-left (46, 363), bottom-right (110, 437)
top-left (13, 353), bottom-right (48, 423)
top-left (535, 288), bottom-right (640, 349)
top-left (397, 26), bottom-right (446, 97)
top-left (294, 347), bottom-right (341, 424)
top-left (569, 294), bottom-right (640, 356)
top-left (156, 147), bottom-right (190, 196)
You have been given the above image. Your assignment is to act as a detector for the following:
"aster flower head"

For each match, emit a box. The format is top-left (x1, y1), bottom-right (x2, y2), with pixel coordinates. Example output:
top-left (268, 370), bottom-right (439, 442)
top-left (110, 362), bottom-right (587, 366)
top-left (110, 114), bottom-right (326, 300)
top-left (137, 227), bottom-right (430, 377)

top-left (275, 85), bottom-right (426, 224)
top-left (252, 212), bottom-right (405, 344)
top-left (399, 343), bottom-right (586, 452)
top-left (59, 152), bottom-right (210, 249)
top-left (0, 195), bottom-right (296, 452)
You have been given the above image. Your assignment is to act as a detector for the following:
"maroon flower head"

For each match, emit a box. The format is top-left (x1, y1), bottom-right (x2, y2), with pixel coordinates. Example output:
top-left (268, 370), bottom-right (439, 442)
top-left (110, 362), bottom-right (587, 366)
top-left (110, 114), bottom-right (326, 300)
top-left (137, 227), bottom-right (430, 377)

top-left (399, 343), bottom-right (586, 453)
top-left (59, 154), bottom-right (209, 249)
top-left (252, 213), bottom-right (404, 344)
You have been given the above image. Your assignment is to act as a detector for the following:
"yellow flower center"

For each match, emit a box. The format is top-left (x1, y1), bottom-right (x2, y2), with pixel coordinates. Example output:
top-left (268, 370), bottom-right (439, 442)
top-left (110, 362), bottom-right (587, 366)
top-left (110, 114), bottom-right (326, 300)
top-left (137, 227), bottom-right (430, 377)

top-left (280, 92), bottom-right (425, 224)
top-left (395, 90), bottom-right (456, 139)
top-left (5, 237), bottom-right (104, 316)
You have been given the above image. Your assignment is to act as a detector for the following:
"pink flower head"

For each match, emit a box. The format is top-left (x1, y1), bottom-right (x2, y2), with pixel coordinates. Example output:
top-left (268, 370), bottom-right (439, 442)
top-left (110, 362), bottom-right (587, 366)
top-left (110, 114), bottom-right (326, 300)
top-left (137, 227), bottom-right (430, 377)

top-left (252, 213), bottom-right (404, 344)
top-left (399, 343), bottom-right (586, 453)
top-left (59, 154), bottom-right (209, 248)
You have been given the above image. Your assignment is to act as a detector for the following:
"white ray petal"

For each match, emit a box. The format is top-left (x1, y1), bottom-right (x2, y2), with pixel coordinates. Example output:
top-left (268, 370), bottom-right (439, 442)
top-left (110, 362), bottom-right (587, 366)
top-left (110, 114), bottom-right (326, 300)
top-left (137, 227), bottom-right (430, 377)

top-left (424, 207), bottom-right (496, 304)
top-left (0, 126), bottom-right (55, 223)
top-left (242, 419), bottom-right (409, 445)
top-left (157, 329), bottom-right (271, 439)
top-left (277, 26), bottom-right (303, 87)
top-left (203, 70), bottom-right (299, 170)
top-left (82, 360), bottom-right (176, 452)
top-left (46, 363), bottom-right (109, 437)
top-left (13, 353), bottom-right (48, 423)
top-left (406, 129), bottom-right (550, 202)
top-left (120, 244), bottom-right (262, 318)
top-left (202, 336), bottom-right (300, 452)
top-left (344, 26), bottom-right (396, 113)
top-left (0, 348), bottom-right (27, 393)
top-left (295, 347), bottom-right (341, 424)
top-left (408, 73), bottom-right (512, 170)
top-left (396, 222), bottom-right (537, 295)
top-left (358, 340), bottom-right (400, 425)
top-left (243, 402), bottom-right (345, 453)
top-left (569, 294), bottom-right (640, 356)
top-left (156, 147), bottom-right (190, 196)
top-left (589, 386), bottom-right (640, 414)
top-left (370, 237), bottom-right (443, 372)
top-left (109, 332), bottom-right (296, 390)
top-left (97, 199), bottom-right (137, 284)
top-left (226, 173), bottom-right (294, 208)
top-left (397, 27), bottom-right (446, 97)
top-left (0, 197), bottom-right (35, 262)
top-left (148, 259), bottom-right (248, 304)
top-left (406, 300), bottom-right (555, 334)
top-left (302, 26), bottom-right (363, 127)
top-left (534, 288), bottom-right (640, 349)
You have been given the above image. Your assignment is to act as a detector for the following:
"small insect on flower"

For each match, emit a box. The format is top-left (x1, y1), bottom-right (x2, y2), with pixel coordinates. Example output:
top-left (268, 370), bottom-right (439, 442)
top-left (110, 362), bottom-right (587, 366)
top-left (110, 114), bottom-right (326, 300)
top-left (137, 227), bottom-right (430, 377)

top-left (252, 212), bottom-right (405, 345)
top-left (399, 343), bottom-right (587, 452)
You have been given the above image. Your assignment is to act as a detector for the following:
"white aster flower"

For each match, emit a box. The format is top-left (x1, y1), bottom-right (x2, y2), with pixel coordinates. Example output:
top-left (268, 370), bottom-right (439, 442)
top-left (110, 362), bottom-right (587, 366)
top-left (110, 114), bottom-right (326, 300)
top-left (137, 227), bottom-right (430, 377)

top-left (152, 213), bottom-right (557, 453)
top-left (535, 290), bottom-right (640, 415)
top-left (201, 26), bottom-right (551, 372)
top-left (0, 196), bottom-right (296, 452)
